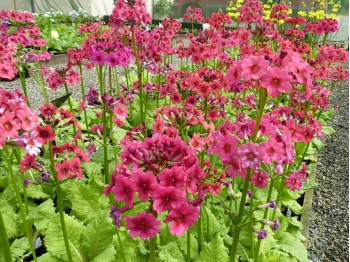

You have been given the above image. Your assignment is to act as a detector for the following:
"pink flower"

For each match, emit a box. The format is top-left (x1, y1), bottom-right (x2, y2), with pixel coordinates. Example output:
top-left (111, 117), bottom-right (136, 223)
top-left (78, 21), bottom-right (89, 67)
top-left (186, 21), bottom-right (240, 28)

top-left (261, 138), bottom-right (285, 165)
top-left (0, 112), bottom-right (21, 139)
top-left (164, 203), bottom-right (199, 236)
top-left (56, 160), bottom-right (72, 180)
top-left (64, 70), bottom-right (80, 87)
top-left (125, 212), bottom-right (161, 240)
top-left (238, 142), bottom-right (265, 170)
top-left (131, 169), bottom-right (158, 201)
top-left (113, 103), bottom-right (128, 120)
top-left (35, 125), bottom-right (55, 144)
top-left (221, 155), bottom-right (247, 179)
top-left (22, 133), bottom-right (42, 155)
top-left (285, 172), bottom-right (302, 191)
top-left (261, 67), bottom-right (293, 98)
top-left (215, 133), bottom-right (238, 159)
top-left (152, 187), bottom-right (186, 214)
top-left (158, 166), bottom-right (185, 189)
top-left (69, 157), bottom-right (83, 179)
top-left (189, 133), bottom-right (206, 151)
top-left (111, 175), bottom-right (137, 207)
top-left (250, 171), bottom-right (269, 188)
top-left (241, 56), bottom-right (269, 80)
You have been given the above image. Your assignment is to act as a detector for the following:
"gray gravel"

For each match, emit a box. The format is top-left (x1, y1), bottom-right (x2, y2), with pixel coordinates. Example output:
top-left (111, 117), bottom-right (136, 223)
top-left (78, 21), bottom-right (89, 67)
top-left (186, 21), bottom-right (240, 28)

top-left (308, 80), bottom-right (349, 262)
top-left (0, 60), bottom-right (349, 262)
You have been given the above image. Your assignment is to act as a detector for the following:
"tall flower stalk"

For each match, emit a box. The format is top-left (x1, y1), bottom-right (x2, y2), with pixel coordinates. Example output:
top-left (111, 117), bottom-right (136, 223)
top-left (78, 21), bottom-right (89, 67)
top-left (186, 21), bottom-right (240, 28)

top-left (229, 88), bottom-right (268, 261)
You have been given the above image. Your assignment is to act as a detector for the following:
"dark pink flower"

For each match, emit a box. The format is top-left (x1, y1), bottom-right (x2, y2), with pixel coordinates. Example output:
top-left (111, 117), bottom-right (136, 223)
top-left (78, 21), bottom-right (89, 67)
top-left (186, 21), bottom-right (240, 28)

top-left (125, 212), bottom-right (161, 240)
top-left (158, 166), bottom-right (185, 189)
top-left (164, 203), bottom-right (199, 236)
top-left (241, 56), bottom-right (269, 80)
top-left (132, 169), bottom-right (158, 201)
top-left (152, 187), bottom-right (186, 214)
top-left (250, 171), bottom-right (269, 188)
top-left (261, 67), bottom-right (292, 98)
top-left (238, 142), bottom-right (265, 170)
top-left (111, 175), bottom-right (137, 207)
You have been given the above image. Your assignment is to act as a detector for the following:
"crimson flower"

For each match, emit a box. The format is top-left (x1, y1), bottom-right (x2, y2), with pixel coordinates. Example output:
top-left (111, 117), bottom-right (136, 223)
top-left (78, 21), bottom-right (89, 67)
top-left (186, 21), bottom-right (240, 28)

top-left (125, 212), bottom-right (161, 240)
top-left (131, 169), bottom-right (158, 201)
top-left (261, 67), bottom-right (292, 98)
top-left (250, 171), bottom-right (269, 188)
top-left (158, 166), bottom-right (185, 189)
top-left (164, 203), bottom-right (200, 236)
top-left (36, 125), bottom-right (55, 144)
top-left (152, 187), bottom-right (186, 214)
top-left (238, 142), bottom-right (265, 170)
top-left (111, 175), bottom-right (137, 207)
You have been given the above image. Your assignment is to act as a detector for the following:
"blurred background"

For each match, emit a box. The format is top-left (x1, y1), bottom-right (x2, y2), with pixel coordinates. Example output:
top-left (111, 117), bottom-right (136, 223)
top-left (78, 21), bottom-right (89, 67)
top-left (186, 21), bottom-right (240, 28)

top-left (1, 0), bottom-right (348, 45)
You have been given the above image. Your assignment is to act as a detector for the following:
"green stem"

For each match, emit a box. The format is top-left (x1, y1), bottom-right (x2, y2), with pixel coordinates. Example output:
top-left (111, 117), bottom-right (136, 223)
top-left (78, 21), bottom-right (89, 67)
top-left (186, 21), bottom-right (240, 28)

top-left (18, 66), bottom-right (31, 108)
top-left (322, 32), bottom-right (328, 45)
top-left (187, 228), bottom-right (191, 262)
top-left (3, 147), bottom-right (37, 261)
top-left (116, 230), bottom-right (126, 262)
top-left (197, 206), bottom-right (203, 254)
top-left (150, 237), bottom-right (156, 262)
top-left (64, 83), bottom-right (77, 137)
top-left (131, 26), bottom-right (145, 124)
top-left (79, 65), bottom-right (90, 137)
top-left (254, 178), bottom-right (275, 260)
top-left (203, 205), bottom-right (210, 242)
top-left (229, 88), bottom-right (268, 261)
top-left (102, 102), bottom-right (110, 184)
top-left (0, 208), bottom-right (13, 262)
top-left (48, 142), bottom-right (73, 262)
top-left (37, 62), bottom-right (49, 103)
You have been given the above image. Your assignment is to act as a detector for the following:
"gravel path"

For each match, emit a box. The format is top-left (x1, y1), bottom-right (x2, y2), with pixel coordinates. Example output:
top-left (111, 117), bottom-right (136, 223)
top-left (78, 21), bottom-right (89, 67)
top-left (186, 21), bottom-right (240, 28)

top-left (0, 62), bottom-right (349, 262)
top-left (308, 80), bottom-right (349, 262)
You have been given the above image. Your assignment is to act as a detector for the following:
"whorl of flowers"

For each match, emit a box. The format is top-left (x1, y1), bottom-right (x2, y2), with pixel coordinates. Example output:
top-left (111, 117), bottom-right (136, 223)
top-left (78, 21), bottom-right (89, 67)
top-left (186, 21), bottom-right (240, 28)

top-left (106, 134), bottom-right (205, 238)
top-left (110, 0), bottom-right (152, 27)
top-left (0, 88), bottom-right (40, 152)
top-left (238, 0), bottom-right (264, 24)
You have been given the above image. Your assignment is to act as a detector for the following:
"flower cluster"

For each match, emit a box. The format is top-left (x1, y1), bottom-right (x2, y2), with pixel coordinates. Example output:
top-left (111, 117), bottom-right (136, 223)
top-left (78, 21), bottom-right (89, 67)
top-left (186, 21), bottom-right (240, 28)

top-left (105, 134), bottom-right (206, 238)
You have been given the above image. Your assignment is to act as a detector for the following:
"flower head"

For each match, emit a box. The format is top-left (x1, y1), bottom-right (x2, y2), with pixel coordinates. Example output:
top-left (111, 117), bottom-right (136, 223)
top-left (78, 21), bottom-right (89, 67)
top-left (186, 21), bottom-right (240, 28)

top-left (125, 212), bottom-right (161, 240)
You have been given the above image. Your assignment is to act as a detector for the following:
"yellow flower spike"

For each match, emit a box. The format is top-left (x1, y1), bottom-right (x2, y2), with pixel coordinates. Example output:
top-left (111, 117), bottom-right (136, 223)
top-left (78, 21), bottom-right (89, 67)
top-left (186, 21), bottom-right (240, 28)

top-left (298, 11), bottom-right (307, 17)
top-left (278, 19), bottom-right (285, 25)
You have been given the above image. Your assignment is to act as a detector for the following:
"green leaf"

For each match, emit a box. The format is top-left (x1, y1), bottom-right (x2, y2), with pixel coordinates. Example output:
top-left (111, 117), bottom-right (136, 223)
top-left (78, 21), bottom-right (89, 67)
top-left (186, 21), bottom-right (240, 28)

top-left (50, 93), bottom-right (72, 108)
top-left (287, 217), bottom-right (302, 229)
top-left (37, 253), bottom-right (61, 262)
top-left (91, 145), bottom-right (115, 165)
top-left (10, 237), bottom-right (29, 260)
top-left (0, 202), bottom-right (18, 238)
top-left (196, 234), bottom-right (229, 262)
top-left (311, 137), bottom-right (324, 150)
top-left (322, 125), bottom-right (335, 136)
top-left (28, 199), bottom-right (56, 232)
top-left (113, 230), bottom-right (148, 262)
top-left (261, 249), bottom-right (298, 262)
top-left (176, 231), bottom-right (198, 261)
top-left (81, 210), bottom-right (116, 262)
top-left (26, 184), bottom-right (50, 199)
top-left (274, 232), bottom-right (308, 262)
top-left (200, 206), bottom-right (223, 240)
top-left (81, 162), bottom-right (103, 179)
top-left (44, 213), bottom-right (84, 261)
top-left (281, 200), bottom-right (304, 215)
top-left (112, 128), bottom-right (127, 144)
top-left (159, 242), bottom-right (186, 262)
top-left (69, 181), bottom-right (109, 224)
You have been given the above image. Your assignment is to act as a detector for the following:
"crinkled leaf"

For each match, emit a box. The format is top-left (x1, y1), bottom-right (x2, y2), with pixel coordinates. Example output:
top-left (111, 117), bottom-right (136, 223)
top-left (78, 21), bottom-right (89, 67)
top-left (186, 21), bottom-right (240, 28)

top-left (113, 230), bottom-right (148, 262)
top-left (261, 249), bottom-right (298, 262)
top-left (10, 237), bottom-right (29, 260)
top-left (91, 145), bottom-right (115, 164)
top-left (0, 202), bottom-right (18, 238)
top-left (311, 137), bottom-right (324, 150)
top-left (28, 199), bottom-right (56, 231)
top-left (44, 214), bottom-right (84, 261)
top-left (275, 232), bottom-right (308, 262)
top-left (69, 182), bottom-right (109, 224)
top-left (176, 231), bottom-right (198, 261)
top-left (81, 210), bottom-right (116, 262)
top-left (37, 252), bottom-right (61, 262)
top-left (159, 242), bottom-right (185, 262)
top-left (196, 234), bottom-right (229, 262)
top-left (26, 184), bottom-right (50, 199)
top-left (112, 128), bottom-right (127, 144)
top-left (81, 162), bottom-right (103, 179)
top-left (281, 200), bottom-right (304, 215)
top-left (322, 125), bottom-right (335, 136)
